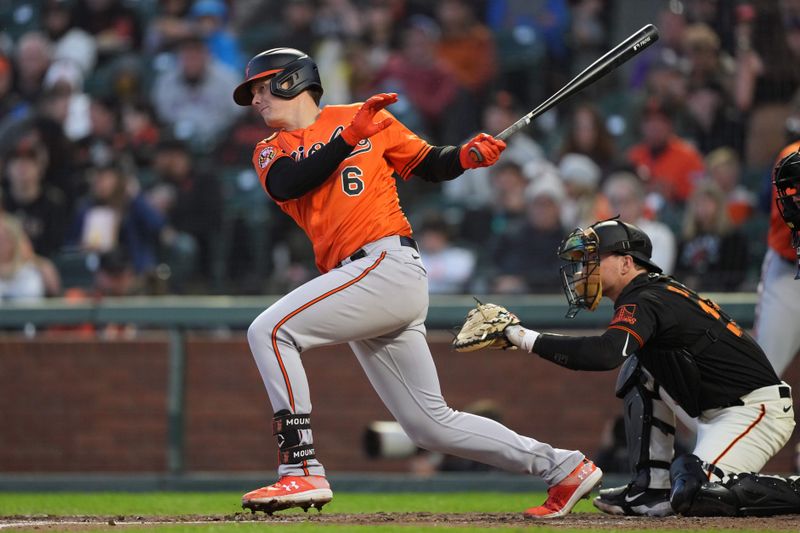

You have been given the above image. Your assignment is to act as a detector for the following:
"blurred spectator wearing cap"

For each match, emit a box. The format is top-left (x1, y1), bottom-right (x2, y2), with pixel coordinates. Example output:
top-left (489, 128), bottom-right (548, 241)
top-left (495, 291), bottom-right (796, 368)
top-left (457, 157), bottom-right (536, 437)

top-left (442, 91), bottom-right (545, 210)
top-left (704, 147), bottom-right (756, 226)
top-left (602, 171), bottom-right (677, 275)
top-left (189, 0), bottom-right (245, 72)
top-left (557, 102), bottom-right (617, 178)
top-left (675, 180), bottom-right (748, 292)
top-left (13, 31), bottom-right (53, 105)
top-left (487, 176), bottom-right (566, 294)
top-left (146, 138), bottom-right (220, 287)
top-left (627, 97), bottom-right (705, 205)
top-left (415, 211), bottom-right (475, 294)
top-left (2, 141), bottom-right (69, 259)
top-left (557, 152), bottom-right (610, 230)
top-left (72, 0), bottom-right (142, 68)
top-left (371, 15), bottom-right (460, 143)
top-left (41, 0), bottom-right (97, 76)
top-left (151, 35), bottom-right (242, 149)
top-left (43, 59), bottom-right (91, 141)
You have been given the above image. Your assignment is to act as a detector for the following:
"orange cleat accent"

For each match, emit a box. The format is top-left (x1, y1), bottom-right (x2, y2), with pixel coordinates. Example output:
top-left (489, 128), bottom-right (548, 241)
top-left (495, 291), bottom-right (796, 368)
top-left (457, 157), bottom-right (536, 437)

top-left (242, 475), bottom-right (333, 515)
top-left (524, 459), bottom-right (602, 519)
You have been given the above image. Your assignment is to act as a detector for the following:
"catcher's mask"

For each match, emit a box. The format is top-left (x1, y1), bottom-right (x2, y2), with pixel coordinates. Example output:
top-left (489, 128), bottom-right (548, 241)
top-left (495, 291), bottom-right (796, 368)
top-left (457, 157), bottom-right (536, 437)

top-left (233, 47), bottom-right (323, 106)
top-left (558, 218), bottom-right (662, 318)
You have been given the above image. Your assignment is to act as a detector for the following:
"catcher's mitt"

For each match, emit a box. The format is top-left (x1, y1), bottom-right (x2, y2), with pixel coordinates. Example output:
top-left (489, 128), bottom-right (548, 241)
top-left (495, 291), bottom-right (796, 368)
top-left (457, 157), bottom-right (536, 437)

top-left (452, 301), bottom-right (520, 352)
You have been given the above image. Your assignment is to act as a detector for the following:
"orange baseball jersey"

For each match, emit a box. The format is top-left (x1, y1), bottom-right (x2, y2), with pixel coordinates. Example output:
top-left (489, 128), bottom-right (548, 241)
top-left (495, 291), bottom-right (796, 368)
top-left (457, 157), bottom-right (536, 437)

top-left (251, 104), bottom-right (432, 273)
top-left (768, 141), bottom-right (800, 261)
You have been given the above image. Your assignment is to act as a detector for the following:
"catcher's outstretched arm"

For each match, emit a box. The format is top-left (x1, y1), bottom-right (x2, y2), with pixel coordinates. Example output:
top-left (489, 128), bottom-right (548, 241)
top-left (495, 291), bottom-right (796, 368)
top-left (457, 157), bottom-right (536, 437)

top-left (506, 325), bottom-right (630, 371)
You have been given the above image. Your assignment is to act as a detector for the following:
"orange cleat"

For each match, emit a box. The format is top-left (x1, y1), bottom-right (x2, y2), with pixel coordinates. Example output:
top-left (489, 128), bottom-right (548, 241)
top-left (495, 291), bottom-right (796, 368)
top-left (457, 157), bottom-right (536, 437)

top-left (242, 475), bottom-right (333, 515)
top-left (524, 458), bottom-right (602, 518)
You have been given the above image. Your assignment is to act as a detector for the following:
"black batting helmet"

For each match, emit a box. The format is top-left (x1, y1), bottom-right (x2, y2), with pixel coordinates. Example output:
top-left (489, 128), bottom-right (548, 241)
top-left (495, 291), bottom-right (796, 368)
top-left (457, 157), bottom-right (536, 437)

top-left (232, 48), bottom-right (323, 106)
top-left (773, 149), bottom-right (800, 232)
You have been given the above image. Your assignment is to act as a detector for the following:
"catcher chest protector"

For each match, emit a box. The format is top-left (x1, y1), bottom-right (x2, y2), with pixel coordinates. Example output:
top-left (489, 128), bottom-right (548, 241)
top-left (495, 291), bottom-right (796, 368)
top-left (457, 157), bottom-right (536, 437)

top-left (233, 48), bottom-right (323, 106)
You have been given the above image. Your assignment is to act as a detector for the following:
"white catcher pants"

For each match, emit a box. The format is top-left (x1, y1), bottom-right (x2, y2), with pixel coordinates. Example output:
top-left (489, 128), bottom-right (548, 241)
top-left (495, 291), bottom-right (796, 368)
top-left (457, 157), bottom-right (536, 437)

top-left (247, 236), bottom-right (584, 483)
top-left (644, 368), bottom-right (795, 483)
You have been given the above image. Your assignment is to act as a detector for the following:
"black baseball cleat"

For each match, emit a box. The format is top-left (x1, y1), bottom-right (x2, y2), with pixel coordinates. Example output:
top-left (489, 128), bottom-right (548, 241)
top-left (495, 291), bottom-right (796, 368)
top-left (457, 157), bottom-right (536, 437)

top-left (593, 483), bottom-right (674, 517)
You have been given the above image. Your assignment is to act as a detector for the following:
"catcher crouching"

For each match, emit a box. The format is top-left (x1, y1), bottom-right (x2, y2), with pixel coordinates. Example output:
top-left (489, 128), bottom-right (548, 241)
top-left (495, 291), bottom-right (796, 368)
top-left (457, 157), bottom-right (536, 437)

top-left (454, 218), bottom-right (799, 517)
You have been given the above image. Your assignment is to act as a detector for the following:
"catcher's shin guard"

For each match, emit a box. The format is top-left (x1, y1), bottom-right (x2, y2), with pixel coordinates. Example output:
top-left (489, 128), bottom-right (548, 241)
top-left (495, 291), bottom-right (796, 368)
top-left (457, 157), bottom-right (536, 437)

top-left (616, 357), bottom-right (674, 490)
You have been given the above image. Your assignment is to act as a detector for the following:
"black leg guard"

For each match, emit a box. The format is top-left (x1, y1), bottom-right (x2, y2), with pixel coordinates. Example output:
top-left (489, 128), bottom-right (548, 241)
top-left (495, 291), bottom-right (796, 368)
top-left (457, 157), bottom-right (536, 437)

top-left (273, 410), bottom-right (315, 465)
top-left (669, 454), bottom-right (738, 516)
top-left (725, 473), bottom-right (800, 516)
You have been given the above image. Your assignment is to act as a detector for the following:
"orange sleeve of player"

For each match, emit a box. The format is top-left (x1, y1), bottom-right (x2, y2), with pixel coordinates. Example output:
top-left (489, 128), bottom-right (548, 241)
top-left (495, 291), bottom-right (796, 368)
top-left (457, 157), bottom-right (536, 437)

top-left (378, 110), bottom-right (433, 180)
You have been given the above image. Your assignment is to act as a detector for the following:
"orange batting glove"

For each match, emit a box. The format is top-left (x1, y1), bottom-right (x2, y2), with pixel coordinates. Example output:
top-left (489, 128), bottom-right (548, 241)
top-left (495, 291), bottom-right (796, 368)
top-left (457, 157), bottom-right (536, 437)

top-left (459, 133), bottom-right (506, 169)
top-left (340, 93), bottom-right (398, 146)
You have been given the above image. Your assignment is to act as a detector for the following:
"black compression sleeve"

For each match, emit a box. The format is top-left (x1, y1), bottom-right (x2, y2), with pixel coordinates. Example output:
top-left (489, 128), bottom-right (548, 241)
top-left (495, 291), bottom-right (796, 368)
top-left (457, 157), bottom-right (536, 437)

top-left (412, 145), bottom-right (464, 182)
top-left (533, 329), bottom-right (629, 371)
top-left (266, 136), bottom-right (354, 201)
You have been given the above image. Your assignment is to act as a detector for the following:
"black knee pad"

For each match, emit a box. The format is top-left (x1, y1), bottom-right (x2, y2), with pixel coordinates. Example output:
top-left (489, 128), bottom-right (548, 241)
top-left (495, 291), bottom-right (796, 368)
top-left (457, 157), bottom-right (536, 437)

top-left (273, 410), bottom-right (315, 465)
top-left (669, 454), bottom-right (738, 516)
top-left (725, 473), bottom-right (800, 516)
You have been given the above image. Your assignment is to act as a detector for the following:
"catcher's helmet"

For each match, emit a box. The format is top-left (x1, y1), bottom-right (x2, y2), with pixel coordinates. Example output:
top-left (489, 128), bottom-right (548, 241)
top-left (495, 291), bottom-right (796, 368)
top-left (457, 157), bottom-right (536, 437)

top-left (232, 47), bottom-right (323, 106)
top-left (557, 218), bottom-right (661, 318)
top-left (773, 149), bottom-right (800, 232)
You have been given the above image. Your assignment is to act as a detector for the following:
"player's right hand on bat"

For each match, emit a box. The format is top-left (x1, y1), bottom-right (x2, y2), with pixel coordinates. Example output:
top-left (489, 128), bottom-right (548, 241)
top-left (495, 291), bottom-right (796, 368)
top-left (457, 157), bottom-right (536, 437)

top-left (340, 92), bottom-right (398, 146)
top-left (459, 133), bottom-right (506, 169)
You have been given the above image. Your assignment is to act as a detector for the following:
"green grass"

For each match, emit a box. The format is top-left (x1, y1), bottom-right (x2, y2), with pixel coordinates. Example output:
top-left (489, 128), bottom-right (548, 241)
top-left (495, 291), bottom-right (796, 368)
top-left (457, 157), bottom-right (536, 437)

top-left (0, 492), bottom-right (791, 532)
top-left (0, 491), bottom-right (570, 515)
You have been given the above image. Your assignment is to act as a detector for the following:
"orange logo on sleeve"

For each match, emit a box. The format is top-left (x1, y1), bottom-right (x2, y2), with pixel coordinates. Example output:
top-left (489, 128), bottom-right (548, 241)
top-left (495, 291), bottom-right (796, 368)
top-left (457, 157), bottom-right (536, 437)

top-left (611, 304), bottom-right (637, 325)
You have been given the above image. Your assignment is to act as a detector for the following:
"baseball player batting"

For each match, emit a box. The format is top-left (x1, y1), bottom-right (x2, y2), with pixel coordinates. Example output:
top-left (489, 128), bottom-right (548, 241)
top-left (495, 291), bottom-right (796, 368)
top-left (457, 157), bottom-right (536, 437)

top-left (754, 141), bottom-right (800, 377)
top-left (232, 48), bottom-right (601, 518)
top-left (454, 218), bottom-right (798, 517)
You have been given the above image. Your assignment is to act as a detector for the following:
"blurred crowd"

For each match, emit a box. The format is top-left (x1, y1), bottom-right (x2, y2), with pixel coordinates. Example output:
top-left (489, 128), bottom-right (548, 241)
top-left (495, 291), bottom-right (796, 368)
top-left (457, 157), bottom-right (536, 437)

top-left (0, 0), bottom-right (798, 301)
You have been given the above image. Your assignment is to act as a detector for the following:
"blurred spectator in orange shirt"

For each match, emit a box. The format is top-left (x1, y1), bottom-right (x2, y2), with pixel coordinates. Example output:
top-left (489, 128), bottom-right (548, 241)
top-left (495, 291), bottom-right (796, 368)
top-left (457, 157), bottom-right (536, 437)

top-left (628, 98), bottom-right (705, 205)
top-left (435, 0), bottom-right (496, 95)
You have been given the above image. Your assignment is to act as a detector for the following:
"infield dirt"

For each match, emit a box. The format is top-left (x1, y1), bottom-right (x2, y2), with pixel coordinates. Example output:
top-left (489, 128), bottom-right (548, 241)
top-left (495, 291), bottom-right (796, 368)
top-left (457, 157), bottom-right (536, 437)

top-left (2, 512), bottom-right (800, 530)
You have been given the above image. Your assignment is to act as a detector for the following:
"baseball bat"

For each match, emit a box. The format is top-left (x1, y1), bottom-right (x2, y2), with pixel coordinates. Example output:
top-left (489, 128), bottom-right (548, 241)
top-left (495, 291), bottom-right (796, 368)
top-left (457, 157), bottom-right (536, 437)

top-left (469, 23), bottom-right (659, 162)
